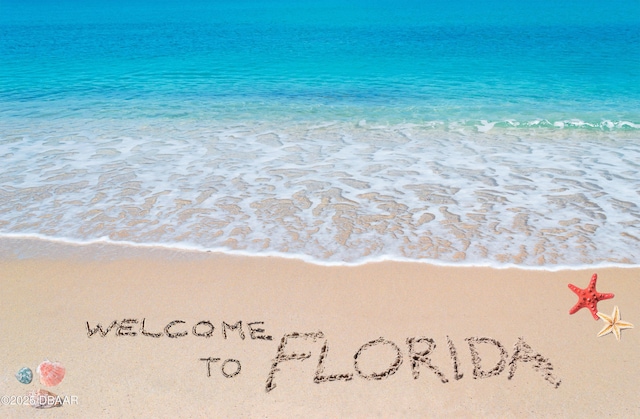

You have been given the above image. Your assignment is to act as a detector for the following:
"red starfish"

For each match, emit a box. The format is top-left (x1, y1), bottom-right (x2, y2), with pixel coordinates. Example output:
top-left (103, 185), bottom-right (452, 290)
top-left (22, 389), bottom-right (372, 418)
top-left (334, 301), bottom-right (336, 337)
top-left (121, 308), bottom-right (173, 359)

top-left (568, 273), bottom-right (614, 320)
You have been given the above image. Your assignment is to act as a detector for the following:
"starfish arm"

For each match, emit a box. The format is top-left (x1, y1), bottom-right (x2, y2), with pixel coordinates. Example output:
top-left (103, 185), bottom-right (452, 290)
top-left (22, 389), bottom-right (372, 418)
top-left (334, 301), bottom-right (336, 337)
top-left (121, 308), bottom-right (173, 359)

top-left (569, 302), bottom-right (584, 315)
top-left (588, 273), bottom-right (598, 289)
top-left (587, 307), bottom-right (600, 320)
top-left (568, 283), bottom-right (582, 295)
top-left (597, 312), bottom-right (613, 323)
top-left (613, 325), bottom-right (621, 341)
top-left (598, 292), bottom-right (615, 301)
top-left (612, 306), bottom-right (620, 323)
top-left (616, 321), bottom-right (634, 330)
top-left (597, 324), bottom-right (613, 337)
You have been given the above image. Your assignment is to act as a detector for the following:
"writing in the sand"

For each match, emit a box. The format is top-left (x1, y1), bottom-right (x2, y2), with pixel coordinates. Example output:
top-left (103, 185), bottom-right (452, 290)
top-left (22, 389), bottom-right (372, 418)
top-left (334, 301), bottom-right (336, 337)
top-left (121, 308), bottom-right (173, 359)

top-left (86, 319), bottom-right (270, 379)
top-left (86, 319), bottom-right (272, 340)
top-left (86, 320), bottom-right (561, 390)
top-left (265, 332), bottom-right (561, 391)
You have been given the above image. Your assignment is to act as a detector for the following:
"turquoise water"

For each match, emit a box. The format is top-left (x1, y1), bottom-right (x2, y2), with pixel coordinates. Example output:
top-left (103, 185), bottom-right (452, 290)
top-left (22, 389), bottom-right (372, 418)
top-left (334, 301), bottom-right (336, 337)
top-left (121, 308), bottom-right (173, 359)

top-left (1, 0), bottom-right (639, 266)
top-left (2, 0), bottom-right (639, 122)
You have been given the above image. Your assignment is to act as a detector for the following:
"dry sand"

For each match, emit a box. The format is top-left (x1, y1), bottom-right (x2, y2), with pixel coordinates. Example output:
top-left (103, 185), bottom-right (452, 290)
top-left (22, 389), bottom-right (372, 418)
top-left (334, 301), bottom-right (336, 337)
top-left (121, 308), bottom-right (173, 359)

top-left (0, 237), bottom-right (638, 418)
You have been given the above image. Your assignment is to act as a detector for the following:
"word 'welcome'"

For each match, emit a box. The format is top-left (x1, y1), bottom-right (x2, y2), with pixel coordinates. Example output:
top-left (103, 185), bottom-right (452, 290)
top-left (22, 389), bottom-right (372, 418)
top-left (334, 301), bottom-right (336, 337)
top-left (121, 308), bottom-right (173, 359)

top-left (86, 319), bottom-right (271, 340)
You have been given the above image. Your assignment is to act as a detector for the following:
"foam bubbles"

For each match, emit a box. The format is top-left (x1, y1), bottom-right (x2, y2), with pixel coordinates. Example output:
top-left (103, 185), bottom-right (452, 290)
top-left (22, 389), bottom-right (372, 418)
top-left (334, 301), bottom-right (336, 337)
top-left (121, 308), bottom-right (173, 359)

top-left (1, 118), bottom-right (639, 267)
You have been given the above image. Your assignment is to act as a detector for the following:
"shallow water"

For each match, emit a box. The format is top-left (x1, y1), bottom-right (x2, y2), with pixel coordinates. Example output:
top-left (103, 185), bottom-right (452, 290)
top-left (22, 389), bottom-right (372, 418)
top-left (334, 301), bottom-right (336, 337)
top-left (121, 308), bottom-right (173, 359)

top-left (1, 0), bottom-right (639, 266)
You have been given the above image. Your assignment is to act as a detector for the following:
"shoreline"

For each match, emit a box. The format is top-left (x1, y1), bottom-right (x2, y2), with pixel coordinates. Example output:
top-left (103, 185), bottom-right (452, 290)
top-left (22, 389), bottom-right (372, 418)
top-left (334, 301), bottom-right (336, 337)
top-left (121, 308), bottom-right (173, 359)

top-left (1, 238), bottom-right (638, 417)
top-left (3, 122), bottom-right (639, 268)
top-left (2, 235), bottom-right (639, 271)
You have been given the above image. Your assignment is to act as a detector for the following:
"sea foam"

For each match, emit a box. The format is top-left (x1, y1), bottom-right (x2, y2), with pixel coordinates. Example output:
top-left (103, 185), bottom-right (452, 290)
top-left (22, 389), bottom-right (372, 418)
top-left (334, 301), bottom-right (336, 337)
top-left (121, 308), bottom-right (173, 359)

top-left (1, 118), bottom-right (639, 267)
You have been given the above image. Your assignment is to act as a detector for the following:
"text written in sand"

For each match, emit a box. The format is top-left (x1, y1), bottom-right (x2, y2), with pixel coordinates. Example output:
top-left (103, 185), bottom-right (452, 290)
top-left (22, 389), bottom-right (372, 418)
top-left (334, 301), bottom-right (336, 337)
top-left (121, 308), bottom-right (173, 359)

top-left (86, 319), bottom-right (272, 340)
top-left (265, 332), bottom-right (561, 391)
top-left (86, 320), bottom-right (561, 390)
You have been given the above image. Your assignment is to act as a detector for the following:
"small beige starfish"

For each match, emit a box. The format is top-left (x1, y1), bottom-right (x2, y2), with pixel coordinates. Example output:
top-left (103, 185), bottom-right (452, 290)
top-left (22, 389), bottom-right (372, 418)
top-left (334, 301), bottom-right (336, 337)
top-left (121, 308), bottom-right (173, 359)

top-left (597, 306), bottom-right (633, 341)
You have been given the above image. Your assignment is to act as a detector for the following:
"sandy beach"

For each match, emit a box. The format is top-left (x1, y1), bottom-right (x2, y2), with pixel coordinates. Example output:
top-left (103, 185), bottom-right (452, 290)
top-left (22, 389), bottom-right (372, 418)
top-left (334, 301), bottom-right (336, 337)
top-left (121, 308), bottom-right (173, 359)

top-left (0, 237), bottom-right (638, 418)
top-left (3, 0), bottom-right (639, 417)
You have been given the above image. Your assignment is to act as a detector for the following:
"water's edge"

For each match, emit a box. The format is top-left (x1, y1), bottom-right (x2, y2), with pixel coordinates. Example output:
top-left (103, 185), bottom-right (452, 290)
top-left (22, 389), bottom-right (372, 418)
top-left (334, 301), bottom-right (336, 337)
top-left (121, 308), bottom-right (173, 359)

top-left (2, 233), bottom-right (638, 271)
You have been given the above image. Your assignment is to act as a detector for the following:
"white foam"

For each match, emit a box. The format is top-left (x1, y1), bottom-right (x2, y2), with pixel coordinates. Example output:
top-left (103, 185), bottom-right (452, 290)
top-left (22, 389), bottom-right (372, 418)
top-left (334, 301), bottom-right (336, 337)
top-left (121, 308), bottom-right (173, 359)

top-left (1, 118), bottom-right (639, 267)
top-left (1, 232), bottom-right (638, 271)
top-left (476, 120), bottom-right (497, 132)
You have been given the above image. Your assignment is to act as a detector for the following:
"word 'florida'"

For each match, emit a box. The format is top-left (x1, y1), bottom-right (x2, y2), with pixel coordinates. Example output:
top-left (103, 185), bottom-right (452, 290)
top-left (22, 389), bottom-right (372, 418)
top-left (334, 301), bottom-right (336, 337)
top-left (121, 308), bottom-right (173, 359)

top-left (265, 332), bottom-right (561, 392)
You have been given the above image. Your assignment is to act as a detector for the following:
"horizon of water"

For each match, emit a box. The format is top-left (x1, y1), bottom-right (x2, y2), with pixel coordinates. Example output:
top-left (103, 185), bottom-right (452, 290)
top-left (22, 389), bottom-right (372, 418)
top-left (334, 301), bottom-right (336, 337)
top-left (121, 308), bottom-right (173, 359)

top-left (1, 0), bottom-right (639, 267)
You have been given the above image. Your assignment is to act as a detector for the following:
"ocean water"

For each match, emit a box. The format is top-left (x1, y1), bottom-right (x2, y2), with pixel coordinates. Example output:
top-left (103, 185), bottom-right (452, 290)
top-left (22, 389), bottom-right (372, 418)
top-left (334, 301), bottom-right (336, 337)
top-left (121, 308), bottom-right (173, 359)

top-left (1, 0), bottom-right (639, 267)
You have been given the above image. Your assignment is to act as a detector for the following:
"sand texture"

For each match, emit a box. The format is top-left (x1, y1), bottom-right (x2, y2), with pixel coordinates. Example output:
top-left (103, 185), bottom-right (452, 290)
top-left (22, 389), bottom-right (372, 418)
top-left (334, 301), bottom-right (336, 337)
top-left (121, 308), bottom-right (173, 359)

top-left (0, 238), bottom-right (638, 418)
